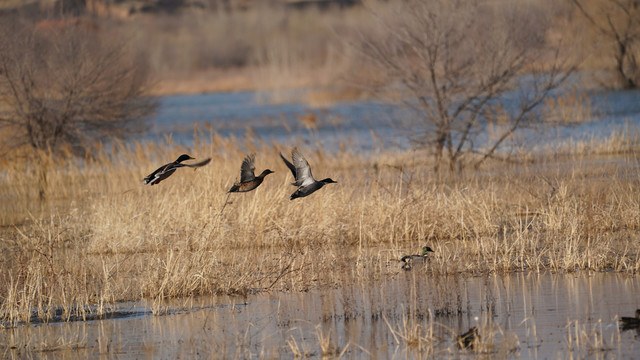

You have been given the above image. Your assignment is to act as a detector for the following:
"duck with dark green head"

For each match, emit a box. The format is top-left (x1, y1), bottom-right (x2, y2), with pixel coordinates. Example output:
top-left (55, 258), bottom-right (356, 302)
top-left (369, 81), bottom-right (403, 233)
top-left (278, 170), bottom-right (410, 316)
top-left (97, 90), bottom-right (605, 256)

top-left (401, 246), bottom-right (435, 271)
top-left (228, 154), bottom-right (274, 193)
top-left (143, 154), bottom-right (211, 185)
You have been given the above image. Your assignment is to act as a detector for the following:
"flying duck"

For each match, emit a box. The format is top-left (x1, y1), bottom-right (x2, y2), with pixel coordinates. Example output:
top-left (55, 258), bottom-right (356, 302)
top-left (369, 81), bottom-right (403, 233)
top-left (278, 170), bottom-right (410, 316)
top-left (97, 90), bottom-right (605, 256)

top-left (279, 148), bottom-right (337, 200)
top-left (228, 154), bottom-right (274, 193)
top-left (620, 309), bottom-right (640, 330)
top-left (400, 246), bottom-right (434, 270)
top-left (143, 154), bottom-right (211, 185)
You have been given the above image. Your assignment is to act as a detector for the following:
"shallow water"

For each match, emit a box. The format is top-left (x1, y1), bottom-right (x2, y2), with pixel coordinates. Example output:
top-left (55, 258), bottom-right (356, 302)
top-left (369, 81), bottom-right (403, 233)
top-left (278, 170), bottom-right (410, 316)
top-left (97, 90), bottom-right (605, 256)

top-left (146, 91), bottom-right (410, 152)
top-left (2, 272), bottom-right (639, 359)
top-left (143, 89), bottom-right (640, 153)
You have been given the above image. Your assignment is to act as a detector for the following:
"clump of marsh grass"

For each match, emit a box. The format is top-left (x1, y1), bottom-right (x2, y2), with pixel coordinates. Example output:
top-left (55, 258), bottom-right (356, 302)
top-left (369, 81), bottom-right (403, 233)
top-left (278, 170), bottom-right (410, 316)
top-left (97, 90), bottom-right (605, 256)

top-left (383, 309), bottom-right (438, 356)
top-left (314, 324), bottom-right (342, 357)
top-left (544, 86), bottom-right (595, 125)
top-left (472, 322), bottom-right (521, 357)
top-left (565, 319), bottom-right (617, 356)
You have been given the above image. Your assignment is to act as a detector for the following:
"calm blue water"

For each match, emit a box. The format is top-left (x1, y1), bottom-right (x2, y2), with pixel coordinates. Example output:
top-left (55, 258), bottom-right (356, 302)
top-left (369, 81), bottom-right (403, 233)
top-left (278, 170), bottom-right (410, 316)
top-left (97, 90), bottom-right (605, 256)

top-left (146, 91), bottom-right (411, 152)
top-left (143, 89), bottom-right (640, 153)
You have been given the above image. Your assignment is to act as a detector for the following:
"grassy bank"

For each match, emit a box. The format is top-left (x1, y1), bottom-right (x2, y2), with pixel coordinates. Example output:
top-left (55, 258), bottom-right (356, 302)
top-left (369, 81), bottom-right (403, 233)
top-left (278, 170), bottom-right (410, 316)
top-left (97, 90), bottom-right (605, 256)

top-left (0, 131), bottom-right (639, 326)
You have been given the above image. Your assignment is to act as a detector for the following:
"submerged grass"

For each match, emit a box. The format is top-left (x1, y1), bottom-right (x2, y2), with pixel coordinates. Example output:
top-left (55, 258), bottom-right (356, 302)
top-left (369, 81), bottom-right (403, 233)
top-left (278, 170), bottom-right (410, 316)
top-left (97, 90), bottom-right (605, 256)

top-left (0, 133), bottom-right (639, 326)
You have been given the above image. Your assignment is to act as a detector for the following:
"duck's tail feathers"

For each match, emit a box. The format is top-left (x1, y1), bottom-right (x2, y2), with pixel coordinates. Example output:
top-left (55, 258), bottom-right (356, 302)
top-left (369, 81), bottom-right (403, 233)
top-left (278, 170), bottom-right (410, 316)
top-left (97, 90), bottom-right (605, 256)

top-left (143, 177), bottom-right (157, 185)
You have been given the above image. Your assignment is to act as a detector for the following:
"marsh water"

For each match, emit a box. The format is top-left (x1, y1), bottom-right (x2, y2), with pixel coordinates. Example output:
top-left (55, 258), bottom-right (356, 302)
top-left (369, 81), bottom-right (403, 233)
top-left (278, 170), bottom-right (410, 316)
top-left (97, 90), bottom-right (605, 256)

top-left (2, 272), bottom-right (639, 359)
top-left (145, 88), bottom-right (640, 153)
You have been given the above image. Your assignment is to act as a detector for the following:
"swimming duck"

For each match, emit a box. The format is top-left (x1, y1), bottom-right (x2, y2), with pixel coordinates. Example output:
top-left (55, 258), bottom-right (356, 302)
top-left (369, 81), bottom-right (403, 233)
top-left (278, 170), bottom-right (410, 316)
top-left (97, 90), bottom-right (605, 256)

top-left (143, 154), bottom-right (211, 185)
top-left (228, 154), bottom-right (274, 193)
top-left (400, 246), bottom-right (434, 270)
top-left (620, 309), bottom-right (640, 330)
top-left (279, 148), bottom-right (337, 200)
top-left (457, 326), bottom-right (479, 350)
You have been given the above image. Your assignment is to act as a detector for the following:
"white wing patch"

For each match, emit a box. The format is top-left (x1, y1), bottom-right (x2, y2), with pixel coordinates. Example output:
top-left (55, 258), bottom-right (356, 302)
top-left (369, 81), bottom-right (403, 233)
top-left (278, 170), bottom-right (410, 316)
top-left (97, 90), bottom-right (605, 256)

top-left (292, 149), bottom-right (315, 187)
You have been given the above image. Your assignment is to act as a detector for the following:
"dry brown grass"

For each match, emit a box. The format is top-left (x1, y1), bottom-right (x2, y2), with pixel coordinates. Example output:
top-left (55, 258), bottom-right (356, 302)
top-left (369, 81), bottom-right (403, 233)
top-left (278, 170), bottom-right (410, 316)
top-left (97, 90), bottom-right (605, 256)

top-left (0, 132), bottom-right (639, 326)
top-left (544, 86), bottom-right (595, 125)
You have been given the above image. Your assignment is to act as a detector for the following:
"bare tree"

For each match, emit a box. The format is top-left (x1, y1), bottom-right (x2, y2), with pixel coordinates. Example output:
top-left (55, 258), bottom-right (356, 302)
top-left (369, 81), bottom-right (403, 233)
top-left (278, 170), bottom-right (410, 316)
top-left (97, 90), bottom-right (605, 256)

top-left (571, 0), bottom-right (640, 89)
top-left (354, 0), bottom-right (573, 172)
top-left (0, 17), bottom-right (156, 200)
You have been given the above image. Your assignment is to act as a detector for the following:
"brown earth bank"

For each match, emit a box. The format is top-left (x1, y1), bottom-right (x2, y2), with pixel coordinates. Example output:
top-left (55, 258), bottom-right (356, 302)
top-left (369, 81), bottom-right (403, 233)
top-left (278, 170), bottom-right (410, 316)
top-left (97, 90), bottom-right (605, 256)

top-left (150, 68), bottom-right (262, 95)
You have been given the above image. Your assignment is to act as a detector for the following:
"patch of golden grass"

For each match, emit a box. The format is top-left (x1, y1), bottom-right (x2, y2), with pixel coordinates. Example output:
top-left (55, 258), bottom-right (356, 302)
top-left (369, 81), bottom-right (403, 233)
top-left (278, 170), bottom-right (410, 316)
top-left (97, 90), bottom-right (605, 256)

top-left (546, 125), bottom-right (640, 156)
top-left (0, 134), bottom-right (639, 325)
top-left (544, 86), bottom-right (595, 125)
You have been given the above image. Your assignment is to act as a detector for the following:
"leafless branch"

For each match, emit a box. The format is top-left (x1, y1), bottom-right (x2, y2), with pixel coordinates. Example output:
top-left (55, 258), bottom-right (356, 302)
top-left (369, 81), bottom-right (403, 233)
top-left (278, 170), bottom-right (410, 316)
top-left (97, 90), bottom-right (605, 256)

top-left (353, 0), bottom-right (573, 172)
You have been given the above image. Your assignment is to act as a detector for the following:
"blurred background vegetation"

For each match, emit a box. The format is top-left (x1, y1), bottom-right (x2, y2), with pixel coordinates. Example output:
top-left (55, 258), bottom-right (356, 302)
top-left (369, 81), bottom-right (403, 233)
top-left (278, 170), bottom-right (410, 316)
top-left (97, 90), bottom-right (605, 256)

top-left (1, 0), bottom-right (639, 193)
top-left (2, 0), bottom-right (638, 96)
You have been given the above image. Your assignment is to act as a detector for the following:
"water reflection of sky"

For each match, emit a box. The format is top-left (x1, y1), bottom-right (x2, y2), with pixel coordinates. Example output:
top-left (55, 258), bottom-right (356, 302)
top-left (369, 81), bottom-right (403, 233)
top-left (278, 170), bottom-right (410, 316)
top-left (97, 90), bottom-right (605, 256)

top-left (143, 89), bottom-right (640, 153)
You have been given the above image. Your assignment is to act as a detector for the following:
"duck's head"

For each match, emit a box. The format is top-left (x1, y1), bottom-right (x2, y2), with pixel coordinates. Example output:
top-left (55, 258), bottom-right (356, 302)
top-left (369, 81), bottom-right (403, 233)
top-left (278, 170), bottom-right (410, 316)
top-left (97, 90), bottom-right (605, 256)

top-left (422, 246), bottom-right (435, 255)
top-left (176, 154), bottom-right (195, 163)
top-left (321, 178), bottom-right (338, 184)
top-left (261, 169), bottom-right (275, 176)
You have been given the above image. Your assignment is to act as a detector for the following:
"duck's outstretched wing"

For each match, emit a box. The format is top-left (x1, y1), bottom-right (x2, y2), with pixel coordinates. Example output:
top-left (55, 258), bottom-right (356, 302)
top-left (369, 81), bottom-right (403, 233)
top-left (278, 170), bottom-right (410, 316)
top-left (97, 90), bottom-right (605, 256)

top-left (280, 152), bottom-right (296, 177)
top-left (239, 155), bottom-right (255, 182)
top-left (292, 148), bottom-right (315, 187)
top-left (280, 152), bottom-right (303, 186)
top-left (182, 158), bottom-right (211, 169)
